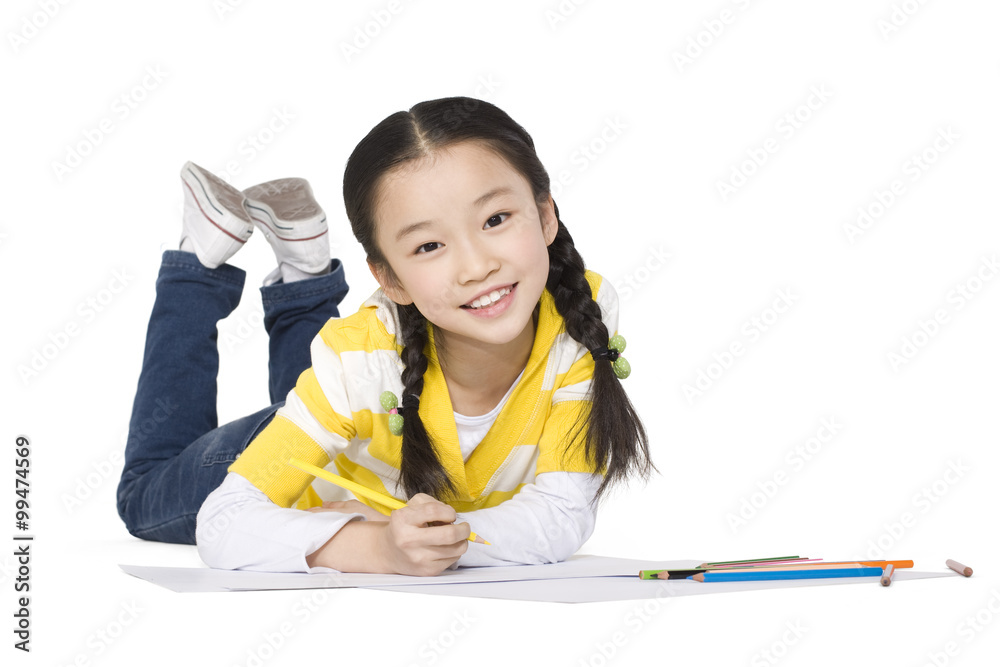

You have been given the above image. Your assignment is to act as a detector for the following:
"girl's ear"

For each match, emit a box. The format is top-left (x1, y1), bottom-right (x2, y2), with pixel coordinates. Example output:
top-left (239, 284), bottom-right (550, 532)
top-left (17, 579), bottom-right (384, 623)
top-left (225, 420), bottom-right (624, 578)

top-left (541, 195), bottom-right (559, 246)
top-left (368, 259), bottom-right (413, 305)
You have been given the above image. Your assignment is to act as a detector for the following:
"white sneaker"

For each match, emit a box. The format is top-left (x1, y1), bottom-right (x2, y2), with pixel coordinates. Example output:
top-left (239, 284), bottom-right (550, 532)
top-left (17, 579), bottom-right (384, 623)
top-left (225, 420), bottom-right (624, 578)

top-left (179, 162), bottom-right (254, 269)
top-left (243, 177), bottom-right (330, 275)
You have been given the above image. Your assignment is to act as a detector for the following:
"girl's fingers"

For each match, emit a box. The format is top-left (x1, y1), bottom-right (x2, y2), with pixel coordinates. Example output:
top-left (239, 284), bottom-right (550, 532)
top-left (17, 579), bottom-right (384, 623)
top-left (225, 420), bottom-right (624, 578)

top-left (394, 520), bottom-right (471, 551)
top-left (402, 498), bottom-right (458, 526)
top-left (304, 500), bottom-right (387, 521)
top-left (421, 521), bottom-right (471, 545)
top-left (379, 499), bottom-right (472, 574)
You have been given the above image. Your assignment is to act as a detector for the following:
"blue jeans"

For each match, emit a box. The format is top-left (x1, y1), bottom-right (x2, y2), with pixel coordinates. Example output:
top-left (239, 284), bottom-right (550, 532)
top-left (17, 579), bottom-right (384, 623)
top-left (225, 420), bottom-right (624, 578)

top-left (116, 250), bottom-right (348, 545)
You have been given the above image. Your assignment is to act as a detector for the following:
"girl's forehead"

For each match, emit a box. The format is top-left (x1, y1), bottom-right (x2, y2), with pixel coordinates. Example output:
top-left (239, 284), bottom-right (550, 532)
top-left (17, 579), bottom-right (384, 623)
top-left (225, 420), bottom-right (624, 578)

top-left (376, 143), bottom-right (527, 213)
top-left (389, 142), bottom-right (512, 184)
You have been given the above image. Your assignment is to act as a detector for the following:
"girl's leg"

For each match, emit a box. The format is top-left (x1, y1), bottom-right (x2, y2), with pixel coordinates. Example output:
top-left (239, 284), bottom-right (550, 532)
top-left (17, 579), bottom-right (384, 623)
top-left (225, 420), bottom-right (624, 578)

top-left (261, 258), bottom-right (349, 404)
top-left (241, 175), bottom-right (348, 403)
top-left (116, 253), bottom-right (350, 545)
top-left (117, 166), bottom-right (349, 545)
top-left (116, 250), bottom-right (276, 544)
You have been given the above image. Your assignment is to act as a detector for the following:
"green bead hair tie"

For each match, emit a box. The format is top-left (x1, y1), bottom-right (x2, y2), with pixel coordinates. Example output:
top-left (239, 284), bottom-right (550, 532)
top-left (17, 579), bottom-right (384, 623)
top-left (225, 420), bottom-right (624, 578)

top-left (591, 334), bottom-right (631, 379)
top-left (379, 390), bottom-right (405, 436)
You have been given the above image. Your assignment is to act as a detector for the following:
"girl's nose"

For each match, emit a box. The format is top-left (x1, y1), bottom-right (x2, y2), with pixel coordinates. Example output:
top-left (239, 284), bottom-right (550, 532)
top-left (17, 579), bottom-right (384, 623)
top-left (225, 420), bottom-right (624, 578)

top-left (456, 238), bottom-right (500, 285)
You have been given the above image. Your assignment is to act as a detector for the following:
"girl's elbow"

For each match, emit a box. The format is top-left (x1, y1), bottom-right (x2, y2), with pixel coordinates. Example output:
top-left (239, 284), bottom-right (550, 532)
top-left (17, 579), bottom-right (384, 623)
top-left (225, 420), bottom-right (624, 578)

top-left (532, 511), bottom-right (596, 563)
top-left (195, 503), bottom-right (242, 570)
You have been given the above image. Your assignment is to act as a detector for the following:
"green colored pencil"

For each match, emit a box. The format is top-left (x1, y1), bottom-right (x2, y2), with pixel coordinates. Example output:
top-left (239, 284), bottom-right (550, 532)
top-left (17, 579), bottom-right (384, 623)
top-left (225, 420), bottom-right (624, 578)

top-left (696, 555), bottom-right (801, 568)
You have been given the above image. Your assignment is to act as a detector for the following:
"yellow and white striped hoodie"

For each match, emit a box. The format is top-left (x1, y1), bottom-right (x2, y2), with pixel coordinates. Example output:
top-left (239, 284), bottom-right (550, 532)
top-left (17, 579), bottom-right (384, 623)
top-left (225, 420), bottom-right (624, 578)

top-left (229, 270), bottom-right (618, 516)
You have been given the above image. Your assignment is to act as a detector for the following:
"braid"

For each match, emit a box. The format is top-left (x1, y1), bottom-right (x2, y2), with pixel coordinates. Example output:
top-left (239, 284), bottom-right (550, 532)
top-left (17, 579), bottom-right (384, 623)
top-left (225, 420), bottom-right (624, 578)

top-left (546, 210), bottom-right (653, 500)
top-left (396, 303), bottom-right (456, 499)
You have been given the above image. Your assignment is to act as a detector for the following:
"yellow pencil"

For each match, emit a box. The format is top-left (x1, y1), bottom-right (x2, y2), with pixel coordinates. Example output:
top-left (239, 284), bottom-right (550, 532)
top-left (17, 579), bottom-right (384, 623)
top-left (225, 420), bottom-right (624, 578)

top-left (288, 458), bottom-right (490, 545)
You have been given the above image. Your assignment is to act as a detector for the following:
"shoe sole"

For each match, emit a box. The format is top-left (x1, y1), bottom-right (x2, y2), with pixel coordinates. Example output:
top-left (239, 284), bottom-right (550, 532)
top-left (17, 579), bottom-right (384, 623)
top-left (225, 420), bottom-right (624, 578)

top-left (244, 178), bottom-right (328, 241)
top-left (181, 162), bottom-right (253, 243)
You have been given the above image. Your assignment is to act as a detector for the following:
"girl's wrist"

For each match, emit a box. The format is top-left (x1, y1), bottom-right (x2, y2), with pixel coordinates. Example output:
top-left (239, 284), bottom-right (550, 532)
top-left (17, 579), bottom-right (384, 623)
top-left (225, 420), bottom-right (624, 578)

top-left (306, 519), bottom-right (389, 572)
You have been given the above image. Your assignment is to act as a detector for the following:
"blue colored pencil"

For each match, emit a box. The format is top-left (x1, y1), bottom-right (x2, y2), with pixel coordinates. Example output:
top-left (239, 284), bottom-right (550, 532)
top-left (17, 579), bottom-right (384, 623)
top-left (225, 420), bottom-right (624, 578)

top-left (690, 566), bottom-right (883, 582)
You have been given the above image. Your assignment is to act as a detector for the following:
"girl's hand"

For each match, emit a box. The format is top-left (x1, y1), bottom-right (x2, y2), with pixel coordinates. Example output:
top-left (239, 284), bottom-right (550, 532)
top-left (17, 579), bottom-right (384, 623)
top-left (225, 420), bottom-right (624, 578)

top-left (376, 493), bottom-right (470, 576)
top-left (306, 500), bottom-right (387, 522)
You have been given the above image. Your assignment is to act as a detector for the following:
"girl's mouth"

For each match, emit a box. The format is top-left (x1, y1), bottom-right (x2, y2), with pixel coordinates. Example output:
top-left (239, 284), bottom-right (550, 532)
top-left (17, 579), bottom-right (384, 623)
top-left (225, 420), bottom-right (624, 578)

top-left (460, 283), bottom-right (517, 316)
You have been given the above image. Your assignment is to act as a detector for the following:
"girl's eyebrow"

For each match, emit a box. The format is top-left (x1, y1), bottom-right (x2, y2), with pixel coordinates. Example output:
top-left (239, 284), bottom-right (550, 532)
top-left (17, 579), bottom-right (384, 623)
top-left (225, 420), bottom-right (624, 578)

top-left (394, 186), bottom-right (516, 242)
top-left (472, 185), bottom-right (515, 208)
top-left (395, 220), bottom-right (432, 243)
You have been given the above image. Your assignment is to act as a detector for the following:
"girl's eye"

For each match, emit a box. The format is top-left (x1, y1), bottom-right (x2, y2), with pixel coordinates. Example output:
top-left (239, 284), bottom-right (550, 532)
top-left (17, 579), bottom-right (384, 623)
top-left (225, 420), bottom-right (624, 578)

top-left (415, 242), bottom-right (442, 254)
top-left (484, 212), bottom-right (510, 229)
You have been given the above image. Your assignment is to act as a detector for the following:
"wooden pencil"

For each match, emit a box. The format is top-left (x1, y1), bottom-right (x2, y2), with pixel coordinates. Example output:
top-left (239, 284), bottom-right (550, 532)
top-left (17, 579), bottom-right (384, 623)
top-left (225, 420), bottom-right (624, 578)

top-left (880, 564), bottom-right (895, 587)
top-left (648, 563), bottom-right (871, 580)
top-left (691, 566), bottom-right (883, 582)
top-left (288, 458), bottom-right (490, 545)
top-left (691, 563), bottom-right (883, 575)
top-left (696, 556), bottom-right (801, 568)
top-left (705, 558), bottom-right (821, 569)
top-left (946, 559), bottom-right (973, 577)
top-left (639, 569), bottom-right (704, 580)
top-left (715, 559), bottom-right (913, 571)
top-left (641, 559), bottom-right (913, 580)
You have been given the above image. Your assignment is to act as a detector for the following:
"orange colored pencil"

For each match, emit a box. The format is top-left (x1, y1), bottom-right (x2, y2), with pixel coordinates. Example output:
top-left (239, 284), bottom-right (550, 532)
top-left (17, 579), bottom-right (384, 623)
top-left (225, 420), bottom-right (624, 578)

top-left (713, 559), bottom-right (913, 570)
top-left (694, 563), bottom-right (888, 575)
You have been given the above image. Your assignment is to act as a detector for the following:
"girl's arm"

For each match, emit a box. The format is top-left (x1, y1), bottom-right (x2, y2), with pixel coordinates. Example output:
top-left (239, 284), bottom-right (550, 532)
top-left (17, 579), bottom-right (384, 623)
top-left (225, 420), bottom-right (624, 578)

top-left (196, 472), bottom-right (366, 572)
top-left (197, 472), bottom-right (471, 575)
top-left (304, 492), bottom-right (470, 576)
top-left (453, 471), bottom-right (602, 567)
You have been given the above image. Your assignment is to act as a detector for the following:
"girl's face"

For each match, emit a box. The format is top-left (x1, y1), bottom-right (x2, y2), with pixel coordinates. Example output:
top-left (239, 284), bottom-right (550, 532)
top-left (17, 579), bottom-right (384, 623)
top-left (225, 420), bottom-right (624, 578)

top-left (371, 140), bottom-right (558, 350)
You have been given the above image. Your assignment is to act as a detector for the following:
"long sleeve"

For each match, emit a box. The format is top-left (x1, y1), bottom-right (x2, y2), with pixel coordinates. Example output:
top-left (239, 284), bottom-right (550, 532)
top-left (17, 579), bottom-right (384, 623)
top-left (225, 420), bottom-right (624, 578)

top-left (195, 277), bottom-right (625, 572)
top-left (196, 472), bottom-right (365, 573)
top-left (452, 275), bottom-right (620, 566)
top-left (454, 471), bottom-right (602, 567)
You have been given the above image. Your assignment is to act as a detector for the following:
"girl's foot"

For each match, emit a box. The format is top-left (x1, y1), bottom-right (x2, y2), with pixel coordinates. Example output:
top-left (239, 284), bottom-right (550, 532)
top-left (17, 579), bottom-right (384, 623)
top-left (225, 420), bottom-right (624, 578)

top-left (243, 178), bottom-right (331, 282)
top-left (179, 162), bottom-right (254, 269)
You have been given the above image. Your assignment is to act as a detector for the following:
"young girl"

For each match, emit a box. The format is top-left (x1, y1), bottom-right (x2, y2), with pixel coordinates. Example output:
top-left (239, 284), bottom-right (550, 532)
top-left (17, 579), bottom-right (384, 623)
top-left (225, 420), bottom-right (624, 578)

top-left (117, 97), bottom-right (651, 576)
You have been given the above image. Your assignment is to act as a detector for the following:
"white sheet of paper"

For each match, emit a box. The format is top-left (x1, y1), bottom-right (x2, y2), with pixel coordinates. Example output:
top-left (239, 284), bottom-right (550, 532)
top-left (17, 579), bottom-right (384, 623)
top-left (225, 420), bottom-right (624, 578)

top-left (119, 555), bottom-right (959, 602)
top-left (119, 554), bottom-right (699, 593)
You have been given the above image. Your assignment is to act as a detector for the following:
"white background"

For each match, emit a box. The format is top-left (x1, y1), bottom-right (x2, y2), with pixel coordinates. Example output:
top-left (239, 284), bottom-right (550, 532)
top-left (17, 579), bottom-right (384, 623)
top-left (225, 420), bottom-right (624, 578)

top-left (3, 0), bottom-right (999, 665)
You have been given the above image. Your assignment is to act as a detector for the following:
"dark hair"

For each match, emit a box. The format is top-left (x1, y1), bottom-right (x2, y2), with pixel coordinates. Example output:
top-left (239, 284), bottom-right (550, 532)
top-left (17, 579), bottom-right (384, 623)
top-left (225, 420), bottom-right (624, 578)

top-left (343, 97), bottom-right (652, 501)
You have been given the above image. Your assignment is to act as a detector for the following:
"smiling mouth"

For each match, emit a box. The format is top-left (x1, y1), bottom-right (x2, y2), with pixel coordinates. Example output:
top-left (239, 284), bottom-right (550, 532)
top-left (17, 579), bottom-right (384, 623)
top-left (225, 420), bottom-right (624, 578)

top-left (461, 284), bottom-right (515, 309)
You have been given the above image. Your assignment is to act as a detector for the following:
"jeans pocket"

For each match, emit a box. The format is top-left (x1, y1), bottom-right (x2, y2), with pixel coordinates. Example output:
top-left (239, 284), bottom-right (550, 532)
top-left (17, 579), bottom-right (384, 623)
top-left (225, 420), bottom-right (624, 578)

top-left (199, 403), bottom-right (283, 467)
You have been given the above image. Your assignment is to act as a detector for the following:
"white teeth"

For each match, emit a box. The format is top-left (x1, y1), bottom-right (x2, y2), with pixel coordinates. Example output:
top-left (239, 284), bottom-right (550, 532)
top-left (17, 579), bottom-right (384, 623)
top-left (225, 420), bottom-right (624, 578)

top-left (468, 286), bottom-right (511, 309)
